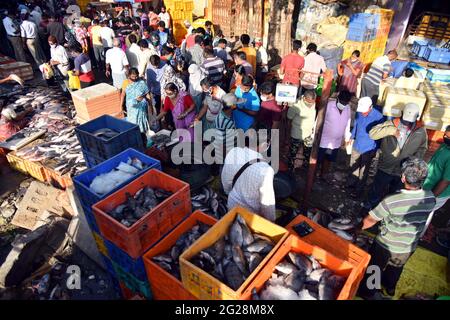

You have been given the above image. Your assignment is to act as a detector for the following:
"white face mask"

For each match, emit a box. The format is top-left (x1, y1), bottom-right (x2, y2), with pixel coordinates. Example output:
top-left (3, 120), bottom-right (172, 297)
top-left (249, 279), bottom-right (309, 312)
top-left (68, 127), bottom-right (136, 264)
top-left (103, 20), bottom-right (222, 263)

top-left (50, 44), bottom-right (56, 48)
top-left (260, 95), bottom-right (268, 102)
top-left (336, 102), bottom-right (346, 110)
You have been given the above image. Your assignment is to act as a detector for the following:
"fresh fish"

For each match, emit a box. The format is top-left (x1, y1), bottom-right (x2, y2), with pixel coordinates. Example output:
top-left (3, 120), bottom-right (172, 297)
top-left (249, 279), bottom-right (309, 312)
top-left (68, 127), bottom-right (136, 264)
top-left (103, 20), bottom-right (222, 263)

top-left (253, 234), bottom-right (273, 243)
top-left (328, 221), bottom-right (354, 231)
top-left (260, 285), bottom-right (299, 300)
top-left (247, 252), bottom-right (263, 273)
top-left (251, 288), bottom-right (260, 300)
top-left (237, 214), bottom-right (254, 246)
top-left (298, 289), bottom-right (318, 300)
top-left (229, 218), bottom-right (243, 247)
top-left (232, 245), bottom-right (249, 276)
top-left (308, 269), bottom-right (331, 283)
top-left (224, 261), bottom-right (245, 291)
top-left (318, 274), bottom-right (345, 300)
top-left (283, 271), bottom-right (306, 292)
top-left (308, 255), bottom-right (322, 270)
top-left (152, 255), bottom-right (172, 264)
top-left (288, 252), bottom-right (313, 275)
top-left (199, 251), bottom-right (216, 273)
top-left (274, 261), bottom-right (298, 274)
top-left (331, 229), bottom-right (354, 241)
top-left (245, 240), bottom-right (274, 254)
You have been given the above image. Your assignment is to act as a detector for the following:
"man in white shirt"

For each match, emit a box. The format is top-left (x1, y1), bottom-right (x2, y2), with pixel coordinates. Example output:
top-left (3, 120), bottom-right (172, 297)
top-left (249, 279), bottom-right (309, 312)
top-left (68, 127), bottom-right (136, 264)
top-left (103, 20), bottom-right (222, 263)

top-left (100, 20), bottom-right (115, 55)
top-left (48, 35), bottom-right (69, 76)
top-left (3, 10), bottom-right (26, 62)
top-left (255, 38), bottom-right (268, 85)
top-left (125, 34), bottom-right (140, 69)
top-left (137, 39), bottom-right (159, 78)
top-left (158, 7), bottom-right (171, 29)
top-left (20, 11), bottom-right (44, 66)
top-left (221, 130), bottom-right (276, 221)
top-left (105, 38), bottom-right (130, 89)
top-left (301, 43), bottom-right (327, 91)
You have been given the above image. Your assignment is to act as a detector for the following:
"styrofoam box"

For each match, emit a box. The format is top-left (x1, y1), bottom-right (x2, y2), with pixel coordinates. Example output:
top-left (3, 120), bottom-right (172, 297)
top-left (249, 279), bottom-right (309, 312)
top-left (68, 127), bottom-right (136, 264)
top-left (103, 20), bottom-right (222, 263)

top-left (382, 87), bottom-right (427, 117)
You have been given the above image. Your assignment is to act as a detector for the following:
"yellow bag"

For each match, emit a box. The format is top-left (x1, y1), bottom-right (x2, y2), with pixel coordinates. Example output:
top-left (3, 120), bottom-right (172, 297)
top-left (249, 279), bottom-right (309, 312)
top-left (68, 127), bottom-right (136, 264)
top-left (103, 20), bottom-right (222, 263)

top-left (67, 70), bottom-right (81, 90)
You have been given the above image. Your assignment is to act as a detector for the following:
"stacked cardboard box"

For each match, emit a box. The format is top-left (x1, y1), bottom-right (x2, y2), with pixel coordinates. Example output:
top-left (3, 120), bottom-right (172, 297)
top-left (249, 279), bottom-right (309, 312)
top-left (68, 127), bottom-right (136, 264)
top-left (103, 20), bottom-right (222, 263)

top-left (382, 87), bottom-right (427, 118)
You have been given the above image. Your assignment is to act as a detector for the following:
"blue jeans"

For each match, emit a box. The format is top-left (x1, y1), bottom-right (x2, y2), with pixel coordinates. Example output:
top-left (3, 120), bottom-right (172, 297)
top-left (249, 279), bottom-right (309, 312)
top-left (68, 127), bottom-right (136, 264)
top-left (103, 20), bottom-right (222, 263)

top-left (364, 169), bottom-right (402, 210)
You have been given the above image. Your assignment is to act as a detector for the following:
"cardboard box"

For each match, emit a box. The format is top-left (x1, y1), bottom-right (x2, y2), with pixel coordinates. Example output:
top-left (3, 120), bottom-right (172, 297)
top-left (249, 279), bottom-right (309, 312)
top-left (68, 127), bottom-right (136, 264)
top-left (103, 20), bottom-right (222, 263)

top-left (382, 87), bottom-right (427, 117)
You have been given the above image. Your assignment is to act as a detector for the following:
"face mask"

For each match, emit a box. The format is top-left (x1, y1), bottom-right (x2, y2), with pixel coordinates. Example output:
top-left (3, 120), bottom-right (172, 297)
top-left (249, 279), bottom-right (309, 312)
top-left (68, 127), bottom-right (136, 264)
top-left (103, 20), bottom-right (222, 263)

top-left (167, 93), bottom-right (176, 99)
top-left (444, 136), bottom-right (450, 146)
top-left (50, 44), bottom-right (56, 48)
top-left (336, 102), bottom-right (346, 110)
top-left (260, 95), bottom-right (268, 102)
top-left (401, 119), bottom-right (414, 127)
top-left (303, 98), bottom-right (314, 107)
top-left (152, 41), bottom-right (159, 46)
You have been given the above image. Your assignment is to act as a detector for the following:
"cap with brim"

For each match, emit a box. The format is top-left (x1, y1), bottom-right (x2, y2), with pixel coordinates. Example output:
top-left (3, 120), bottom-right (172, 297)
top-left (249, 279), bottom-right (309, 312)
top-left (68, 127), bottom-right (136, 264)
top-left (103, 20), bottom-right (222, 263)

top-left (357, 96), bottom-right (372, 113)
top-left (20, 9), bottom-right (28, 14)
top-left (402, 103), bottom-right (420, 122)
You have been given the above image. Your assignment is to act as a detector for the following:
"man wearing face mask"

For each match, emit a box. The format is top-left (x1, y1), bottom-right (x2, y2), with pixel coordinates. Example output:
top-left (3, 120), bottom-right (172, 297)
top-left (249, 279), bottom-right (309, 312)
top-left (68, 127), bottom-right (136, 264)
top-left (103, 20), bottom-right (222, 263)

top-left (346, 97), bottom-right (385, 197)
top-left (318, 90), bottom-right (352, 181)
top-left (361, 103), bottom-right (428, 215)
top-left (222, 129), bottom-right (276, 222)
top-left (48, 35), bottom-right (69, 77)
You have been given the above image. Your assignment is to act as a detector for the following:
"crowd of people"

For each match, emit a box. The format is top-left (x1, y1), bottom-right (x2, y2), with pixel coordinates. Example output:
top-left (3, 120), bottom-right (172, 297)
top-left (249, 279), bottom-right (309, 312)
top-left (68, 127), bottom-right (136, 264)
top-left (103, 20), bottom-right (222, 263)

top-left (1, 1), bottom-right (449, 301)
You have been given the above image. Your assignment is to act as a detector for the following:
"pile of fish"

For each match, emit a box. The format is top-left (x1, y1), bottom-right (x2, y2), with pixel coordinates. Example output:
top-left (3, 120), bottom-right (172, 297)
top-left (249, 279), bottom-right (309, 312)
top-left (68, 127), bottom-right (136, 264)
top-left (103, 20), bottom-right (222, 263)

top-left (254, 253), bottom-right (346, 300)
top-left (15, 128), bottom-right (87, 176)
top-left (92, 128), bottom-right (120, 141)
top-left (152, 222), bottom-right (212, 279)
top-left (191, 186), bottom-right (228, 219)
top-left (89, 157), bottom-right (146, 195)
top-left (107, 187), bottom-right (173, 227)
top-left (189, 215), bottom-right (275, 291)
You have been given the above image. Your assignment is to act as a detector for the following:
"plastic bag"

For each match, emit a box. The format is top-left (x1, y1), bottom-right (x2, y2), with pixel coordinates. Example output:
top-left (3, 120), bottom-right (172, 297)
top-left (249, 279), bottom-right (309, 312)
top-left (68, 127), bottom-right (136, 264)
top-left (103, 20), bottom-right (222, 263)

top-left (39, 63), bottom-right (54, 80)
top-left (67, 71), bottom-right (81, 90)
top-left (148, 101), bottom-right (160, 132)
top-left (315, 76), bottom-right (337, 97)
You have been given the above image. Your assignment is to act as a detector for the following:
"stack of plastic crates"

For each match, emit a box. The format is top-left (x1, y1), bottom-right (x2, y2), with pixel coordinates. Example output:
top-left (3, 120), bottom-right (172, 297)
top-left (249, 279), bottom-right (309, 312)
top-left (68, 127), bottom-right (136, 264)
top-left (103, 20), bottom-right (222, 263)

top-left (343, 13), bottom-right (380, 64)
top-left (165, 1), bottom-right (194, 44)
top-left (366, 8), bottom-right (394, 62)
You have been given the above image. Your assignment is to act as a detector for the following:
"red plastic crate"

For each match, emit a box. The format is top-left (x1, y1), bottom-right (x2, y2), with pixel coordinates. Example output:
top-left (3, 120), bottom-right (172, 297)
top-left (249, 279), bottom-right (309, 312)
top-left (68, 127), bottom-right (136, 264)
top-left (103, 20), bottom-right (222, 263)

top-left (92, 169), bottom-right (191, 259)
top-left (143, 210), bottom-right (216, 300)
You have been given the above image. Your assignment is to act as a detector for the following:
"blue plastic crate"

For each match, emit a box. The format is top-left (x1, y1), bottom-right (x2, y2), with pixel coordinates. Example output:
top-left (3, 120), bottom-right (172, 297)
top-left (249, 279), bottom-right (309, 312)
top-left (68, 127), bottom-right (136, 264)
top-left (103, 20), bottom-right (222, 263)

top-left (346, 27), bottom-right (376, 42)
top-left (104, 239), bottom-right (147, 281)
top-left (411, 40), bottom-right (430, 58)
top-left (423, 46), bottom-right (450, 64)
top-left (75, 115), bottom-right (144, 161)
top-left (426, 68), bottom-right (450, 83)
top-left (407, 62), bottom-right (428, 78)
top-left (389, 60), bottom-right (409, 78)
top-left (100, 254), bottom-right (117, 277)
top-left (73, 148), bottom-right (161, 210)
top-left (82, 150), bottom-right (106, 169)
top-left (112, 260), bottom-right (152, 299)
top-left (82, 205), bottom-right (100, 233)
top-left (349, 13), bottom-right (380, 29)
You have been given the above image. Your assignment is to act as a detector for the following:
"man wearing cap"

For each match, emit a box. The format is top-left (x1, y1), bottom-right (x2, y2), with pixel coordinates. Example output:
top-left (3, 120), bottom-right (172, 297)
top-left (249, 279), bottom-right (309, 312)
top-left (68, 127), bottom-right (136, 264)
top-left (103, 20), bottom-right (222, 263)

top-left (255, 38), bottom-right (268, 86)
top-left (361, 103), bottom-right (428, 214)
top-left (346, 97), bottom-right (385, 198)
top-left (212, 93), bottom-right (243, 164)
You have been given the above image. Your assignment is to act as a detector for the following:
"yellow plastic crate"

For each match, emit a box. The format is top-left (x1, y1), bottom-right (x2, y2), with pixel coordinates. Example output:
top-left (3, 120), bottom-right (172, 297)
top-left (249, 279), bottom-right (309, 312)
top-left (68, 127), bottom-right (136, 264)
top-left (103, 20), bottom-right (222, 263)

top-left (171, 10), bottom-right (185, 21)
top-left (180, 206), bottom-right (289, 300)
top-left (184, 1), bottom-right (194, 11)
top-left (174, 0), bottom-right (184, 10)
top-left (342, 40), bottom-right (375, 60)
top-left (6, 153), bottom-right (47, 182)
top-left (365, 8), bottom-right (394, 25)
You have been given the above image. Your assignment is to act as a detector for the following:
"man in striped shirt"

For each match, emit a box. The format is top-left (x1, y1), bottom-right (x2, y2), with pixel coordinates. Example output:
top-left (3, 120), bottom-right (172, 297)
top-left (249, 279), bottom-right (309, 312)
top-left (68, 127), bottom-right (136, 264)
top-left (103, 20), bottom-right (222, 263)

top-left (357, 158), bottom-right (436, 299)
top-left (360, 50), bottom-right (398, 102)
top-left (213, 93), bottom-right (243, 164)
top-left (200, 47), bottom-right (225, 87)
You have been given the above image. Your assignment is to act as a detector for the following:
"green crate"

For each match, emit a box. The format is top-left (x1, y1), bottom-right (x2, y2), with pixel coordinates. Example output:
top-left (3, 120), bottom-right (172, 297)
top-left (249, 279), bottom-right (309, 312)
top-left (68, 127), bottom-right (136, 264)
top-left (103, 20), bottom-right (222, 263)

top-left (111, 260), bottom-right (152, 299)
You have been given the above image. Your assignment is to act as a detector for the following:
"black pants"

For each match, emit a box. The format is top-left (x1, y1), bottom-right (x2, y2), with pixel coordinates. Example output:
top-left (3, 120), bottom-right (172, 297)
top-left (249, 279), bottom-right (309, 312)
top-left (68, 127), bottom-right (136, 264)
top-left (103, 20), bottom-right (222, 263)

top-left (364, 169), bottom-right (402, 210)
top-left (80, 81), bottom-right (95, 89)
top-left (358, 241), bottom-right (411, 297)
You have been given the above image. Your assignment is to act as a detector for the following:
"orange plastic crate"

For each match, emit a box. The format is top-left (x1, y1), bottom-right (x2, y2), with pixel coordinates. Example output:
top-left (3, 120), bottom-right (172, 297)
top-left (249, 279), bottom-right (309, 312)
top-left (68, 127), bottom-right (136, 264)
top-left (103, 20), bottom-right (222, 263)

top-left (92, 169), bottom-right (192, 259)
top-left (286, 215), bottom-right (371, 299)
top-left (243, 234), bottom-right (364, 300)
top-left (143, 210), bottom-right (217, 300)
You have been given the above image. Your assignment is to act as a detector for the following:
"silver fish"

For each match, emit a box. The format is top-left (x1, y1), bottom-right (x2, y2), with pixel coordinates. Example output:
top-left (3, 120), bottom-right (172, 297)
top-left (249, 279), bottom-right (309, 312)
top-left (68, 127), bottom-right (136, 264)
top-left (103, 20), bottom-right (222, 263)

top-left (224, 261), bottom-right (245, 291)
top-left (247, 252), bottom-right (263, 273)
top-left (237, 214), bottom-right (254, 246)
top-left (328, 221), bottom-right (355, 231)
top-left (245, 240), bottom-right (274, 254)
top-left (229, 218), bottom-right (243, 247)
top-left (232, 245), bottom-right (249, 276)
top-left (288, 252), bottom-right (313, 275)
top-left (298, 289), bottom-right (318, 300)
top-left (318, 274), bottom-right (345, 300)
top-left (274, 261), bottom-right (298, 274)
top-left (284, 270), bottom-right (306, 292)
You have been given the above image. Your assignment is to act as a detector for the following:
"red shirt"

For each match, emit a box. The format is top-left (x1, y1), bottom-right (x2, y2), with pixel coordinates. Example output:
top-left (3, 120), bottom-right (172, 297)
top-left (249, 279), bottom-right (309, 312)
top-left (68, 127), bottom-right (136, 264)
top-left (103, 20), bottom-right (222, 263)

top-left (257, 99), bottom-right (282, 129)
top-left (186, 34), bottom-right (196, 49)
top-left (280, 53), bottom-right (305, 86)
top-left (163, 94), bottom-right (194, 112)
